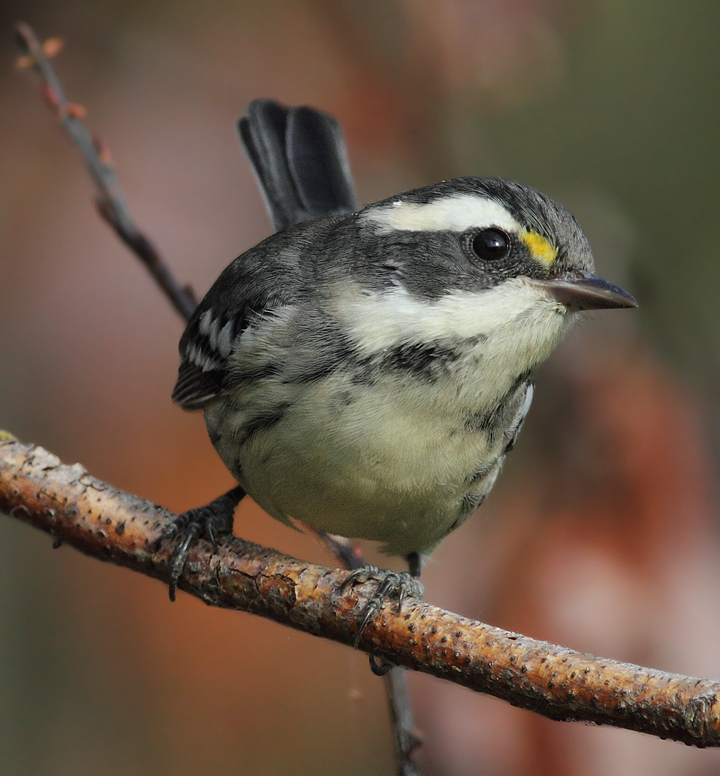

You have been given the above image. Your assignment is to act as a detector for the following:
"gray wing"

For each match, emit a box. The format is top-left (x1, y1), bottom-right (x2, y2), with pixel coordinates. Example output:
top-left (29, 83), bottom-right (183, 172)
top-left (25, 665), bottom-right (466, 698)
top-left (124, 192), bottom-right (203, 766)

top-left (174, 100), bottom-right (360, 411)
top-left (171, 234), bottom-right (302, 411)
top-left (238, 99), bottom-right (359, 232)
top-left (171, 268), bottom-right (260, 410)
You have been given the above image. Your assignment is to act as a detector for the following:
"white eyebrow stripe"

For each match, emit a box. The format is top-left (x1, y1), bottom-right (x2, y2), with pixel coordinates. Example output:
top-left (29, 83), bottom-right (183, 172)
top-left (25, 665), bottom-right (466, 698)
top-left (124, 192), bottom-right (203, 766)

top-left (362, 193), bottom-right (522, 234)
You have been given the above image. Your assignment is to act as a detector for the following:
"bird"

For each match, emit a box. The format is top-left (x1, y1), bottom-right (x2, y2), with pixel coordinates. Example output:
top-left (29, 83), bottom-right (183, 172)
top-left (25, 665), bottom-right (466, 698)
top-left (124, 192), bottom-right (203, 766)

top-left (164, 99), bottom-right (637, 642)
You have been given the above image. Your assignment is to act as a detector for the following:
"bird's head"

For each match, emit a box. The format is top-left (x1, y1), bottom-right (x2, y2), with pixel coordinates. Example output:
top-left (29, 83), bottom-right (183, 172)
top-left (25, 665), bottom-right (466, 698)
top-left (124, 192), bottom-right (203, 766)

top-left (333, 177), bottom-right (636, 389)
top-left (357, 176), bottom-right (635, 309)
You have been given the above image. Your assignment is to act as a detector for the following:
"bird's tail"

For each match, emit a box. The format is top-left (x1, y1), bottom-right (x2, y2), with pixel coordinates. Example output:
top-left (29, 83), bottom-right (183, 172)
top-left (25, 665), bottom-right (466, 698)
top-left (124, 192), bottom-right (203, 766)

top-left (238, 99), bottom-right (359, 232)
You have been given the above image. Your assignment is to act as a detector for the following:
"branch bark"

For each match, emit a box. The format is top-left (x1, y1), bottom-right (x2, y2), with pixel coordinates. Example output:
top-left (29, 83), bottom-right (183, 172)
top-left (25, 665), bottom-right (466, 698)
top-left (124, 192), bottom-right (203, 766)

top-left (2, 430), bottom-right (720, 748)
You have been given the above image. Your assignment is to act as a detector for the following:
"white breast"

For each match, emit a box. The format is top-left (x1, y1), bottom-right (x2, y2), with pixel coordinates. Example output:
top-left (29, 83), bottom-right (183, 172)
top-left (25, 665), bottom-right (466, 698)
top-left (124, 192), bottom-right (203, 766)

top-left (216, 368), bottom-right (502, 555)
top-left (205, 279), bottom-right (574, 556)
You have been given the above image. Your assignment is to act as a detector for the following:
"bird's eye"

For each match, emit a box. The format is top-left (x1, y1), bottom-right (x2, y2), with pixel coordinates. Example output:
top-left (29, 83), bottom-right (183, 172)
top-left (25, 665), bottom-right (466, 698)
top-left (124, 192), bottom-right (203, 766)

top-left (471, 228), bottom-right (509, 261)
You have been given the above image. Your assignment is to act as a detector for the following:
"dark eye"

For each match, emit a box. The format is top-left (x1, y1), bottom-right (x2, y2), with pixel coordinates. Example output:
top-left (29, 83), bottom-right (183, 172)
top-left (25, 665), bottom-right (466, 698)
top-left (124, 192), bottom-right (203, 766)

top-left (471, 228), bottom-right (509, 261)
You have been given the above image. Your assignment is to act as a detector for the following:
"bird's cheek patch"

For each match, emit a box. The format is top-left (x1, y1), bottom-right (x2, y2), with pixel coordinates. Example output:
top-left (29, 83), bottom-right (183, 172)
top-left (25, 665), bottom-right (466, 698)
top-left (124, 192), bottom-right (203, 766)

top-left (522, 230), bottom-right (558, 268)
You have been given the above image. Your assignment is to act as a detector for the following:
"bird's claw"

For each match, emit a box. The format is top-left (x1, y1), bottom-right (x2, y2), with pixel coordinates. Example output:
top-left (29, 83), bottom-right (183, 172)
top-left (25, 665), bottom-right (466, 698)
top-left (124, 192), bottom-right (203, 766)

top-left (158, 486), bottom-right (244, 602)
top-left (341, 564), bottom-right (424, 661)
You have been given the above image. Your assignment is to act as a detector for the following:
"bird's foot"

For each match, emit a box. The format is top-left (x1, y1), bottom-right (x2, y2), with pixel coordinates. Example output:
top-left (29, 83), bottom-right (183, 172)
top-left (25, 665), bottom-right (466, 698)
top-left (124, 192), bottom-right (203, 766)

top-left (159, 486), bottom-right (245, 602)
top-left (341, 564), bottom-right (424, 676)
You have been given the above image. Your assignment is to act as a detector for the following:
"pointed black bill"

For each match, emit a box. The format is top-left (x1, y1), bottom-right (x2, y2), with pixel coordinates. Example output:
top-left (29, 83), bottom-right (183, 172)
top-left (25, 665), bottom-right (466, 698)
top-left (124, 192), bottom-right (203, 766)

top-left (535, 272), bottom-right (638, 311)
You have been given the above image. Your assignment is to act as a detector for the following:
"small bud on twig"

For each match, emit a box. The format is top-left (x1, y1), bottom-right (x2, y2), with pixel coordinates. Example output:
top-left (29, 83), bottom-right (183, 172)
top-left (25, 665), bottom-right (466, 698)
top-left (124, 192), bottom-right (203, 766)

top-left (42, 37), bottom-right (64, 58)
top-left (63, 102), bottom-right (88, 119)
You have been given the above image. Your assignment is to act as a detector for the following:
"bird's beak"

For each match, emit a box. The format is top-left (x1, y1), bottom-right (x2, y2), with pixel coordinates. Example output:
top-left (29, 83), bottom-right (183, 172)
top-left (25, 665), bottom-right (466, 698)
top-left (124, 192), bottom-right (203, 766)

top-left (533, 271), bottom-right (638, 311)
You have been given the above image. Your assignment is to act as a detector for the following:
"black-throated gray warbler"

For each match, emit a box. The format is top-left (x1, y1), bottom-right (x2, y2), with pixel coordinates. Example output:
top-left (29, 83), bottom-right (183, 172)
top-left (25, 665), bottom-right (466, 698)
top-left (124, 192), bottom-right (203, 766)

top-left (165, 100), bottom-right (637, 622)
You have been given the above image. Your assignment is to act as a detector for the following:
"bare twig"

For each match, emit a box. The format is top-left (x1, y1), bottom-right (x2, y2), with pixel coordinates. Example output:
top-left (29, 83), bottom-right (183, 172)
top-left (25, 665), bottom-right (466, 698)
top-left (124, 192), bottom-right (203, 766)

top-left (385, 667), bottom-right (423, 775)
top-left (2, 431), bottom-right (720, 748)
top-left (14, 21), bottom-right (197, 321)
top-left (307, 528), bottom-right (420, 775)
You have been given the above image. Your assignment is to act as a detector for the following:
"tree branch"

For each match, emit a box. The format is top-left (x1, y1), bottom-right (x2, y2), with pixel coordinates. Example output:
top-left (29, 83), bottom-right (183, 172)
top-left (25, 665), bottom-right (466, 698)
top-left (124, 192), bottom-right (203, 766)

top-left (12, 21), bottom-right (720, 771)
top-left (2, 430), bottom-right (720, 748)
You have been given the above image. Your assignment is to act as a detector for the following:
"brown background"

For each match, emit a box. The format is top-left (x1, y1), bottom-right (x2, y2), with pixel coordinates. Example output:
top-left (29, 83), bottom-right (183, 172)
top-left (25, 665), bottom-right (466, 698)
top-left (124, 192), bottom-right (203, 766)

top-left (2, 1), bottom-right (720, 774)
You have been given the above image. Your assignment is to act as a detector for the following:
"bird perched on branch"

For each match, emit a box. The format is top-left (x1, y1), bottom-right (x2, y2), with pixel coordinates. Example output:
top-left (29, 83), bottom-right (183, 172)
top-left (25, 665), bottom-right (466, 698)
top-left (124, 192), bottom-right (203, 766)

top-left (165, 99), bottom-right (636, 642)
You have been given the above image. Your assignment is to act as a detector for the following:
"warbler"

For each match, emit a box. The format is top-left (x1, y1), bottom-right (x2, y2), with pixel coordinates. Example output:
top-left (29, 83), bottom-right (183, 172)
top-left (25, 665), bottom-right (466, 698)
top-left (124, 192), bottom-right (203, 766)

top-left (165, 100), bottom-right (637, 616)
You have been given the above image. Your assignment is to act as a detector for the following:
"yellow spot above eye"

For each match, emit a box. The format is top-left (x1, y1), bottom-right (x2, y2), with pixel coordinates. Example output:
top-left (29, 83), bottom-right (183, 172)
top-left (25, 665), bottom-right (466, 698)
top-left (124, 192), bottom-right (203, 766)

top-left (522, 230), bottom-right (558, 267)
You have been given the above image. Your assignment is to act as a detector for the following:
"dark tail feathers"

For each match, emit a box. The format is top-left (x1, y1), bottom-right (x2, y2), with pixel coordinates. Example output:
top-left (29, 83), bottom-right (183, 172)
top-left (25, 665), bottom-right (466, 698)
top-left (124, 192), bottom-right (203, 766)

top-left (238, 99), bottom-right (359, 232)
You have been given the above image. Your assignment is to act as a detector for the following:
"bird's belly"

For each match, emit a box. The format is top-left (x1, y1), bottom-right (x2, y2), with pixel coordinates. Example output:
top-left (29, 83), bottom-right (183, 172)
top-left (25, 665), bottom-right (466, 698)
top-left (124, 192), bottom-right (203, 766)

top-left (207, 372), bottom-right (510, 556)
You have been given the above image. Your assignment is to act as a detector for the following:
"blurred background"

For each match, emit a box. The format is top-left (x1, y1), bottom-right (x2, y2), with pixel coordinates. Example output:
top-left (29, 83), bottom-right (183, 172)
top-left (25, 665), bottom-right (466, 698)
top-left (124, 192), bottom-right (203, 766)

top-left (2, 1), bottom-right (720, 774)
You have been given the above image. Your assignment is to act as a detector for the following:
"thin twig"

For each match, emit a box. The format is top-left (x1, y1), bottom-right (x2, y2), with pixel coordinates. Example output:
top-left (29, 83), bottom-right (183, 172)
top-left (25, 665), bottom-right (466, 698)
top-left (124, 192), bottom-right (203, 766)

top-left (385, 667), bottom-right (423, 775)
top-left (2, 431), bottom-right (720, 748)
top-left (307, 528), bottom-right (420, 775)
top-left (14, 21), bottom-right (197, 321)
